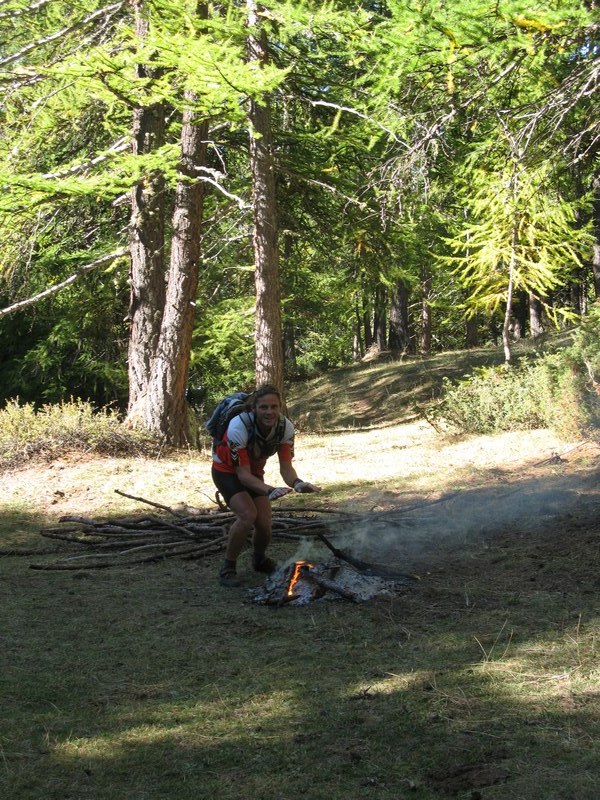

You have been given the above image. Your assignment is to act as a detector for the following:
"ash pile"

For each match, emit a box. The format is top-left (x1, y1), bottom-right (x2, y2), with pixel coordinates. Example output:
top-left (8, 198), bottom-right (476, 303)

top-left (249, 558), bottom-right (415, 607)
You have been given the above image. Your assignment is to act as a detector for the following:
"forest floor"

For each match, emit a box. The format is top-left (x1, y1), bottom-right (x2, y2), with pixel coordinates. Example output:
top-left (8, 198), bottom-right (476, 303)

top-left (2, 346), bottom-right (600, 800)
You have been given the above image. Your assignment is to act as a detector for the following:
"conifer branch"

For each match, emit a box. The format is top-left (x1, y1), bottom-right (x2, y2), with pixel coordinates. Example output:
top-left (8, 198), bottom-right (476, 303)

top-left (0, 248), bottom-right (128, 318)
top-left (41, 138), bottom-right (131, 180)
top-left (0, 0), bottom-right (53, 19)
top-left (278, 167), bottom-right (366, 208)
top-left (0, 2), bottom-right (123, 69)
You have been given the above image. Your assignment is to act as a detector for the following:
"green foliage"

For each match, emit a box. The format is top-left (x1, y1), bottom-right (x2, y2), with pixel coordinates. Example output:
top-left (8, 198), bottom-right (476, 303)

top-left (557, 302), bottom-right (600, 434)
top-left (0, 0), bottom-right (598, 410)
top-left (434, 363), bottom-right (549, 434)
top-left (442, 160), bottom-right (594, 320)
top-left (0, 398), bottom-right (160, 469)
top-left (0, 259), bottom-right (130, 408)
top-left (435, 311), bottom-right (600, 437)
top-left (569, 302), bottom-right (600, 383)
top-left (190, 297), bottom-right (256, 408)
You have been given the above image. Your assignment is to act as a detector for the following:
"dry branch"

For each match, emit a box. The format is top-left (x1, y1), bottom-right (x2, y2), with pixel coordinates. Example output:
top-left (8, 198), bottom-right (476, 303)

top-left (28, 489), bottom-right (459, 572)
top-left (302, 568), bottom-right (360, 602)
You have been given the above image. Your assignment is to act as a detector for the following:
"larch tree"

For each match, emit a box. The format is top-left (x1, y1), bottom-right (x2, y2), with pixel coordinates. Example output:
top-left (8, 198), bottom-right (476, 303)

top-left (246, 0), bottom-right (283, 394)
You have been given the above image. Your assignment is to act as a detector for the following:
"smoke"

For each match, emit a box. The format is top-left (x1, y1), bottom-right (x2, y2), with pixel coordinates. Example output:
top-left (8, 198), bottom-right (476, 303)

top-left (283, 467), bottom-right (599, 574)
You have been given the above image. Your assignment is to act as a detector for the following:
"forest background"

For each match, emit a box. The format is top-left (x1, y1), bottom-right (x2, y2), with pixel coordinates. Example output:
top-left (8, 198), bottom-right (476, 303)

top-left (2, 5), bottom-right (600, 798)
top-left (0, 0), bottom-right (599, 443)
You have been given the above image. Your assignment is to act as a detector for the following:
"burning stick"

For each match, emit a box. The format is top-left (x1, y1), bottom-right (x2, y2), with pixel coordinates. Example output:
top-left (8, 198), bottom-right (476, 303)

top-left (313, 529), bottom-right (417, 582)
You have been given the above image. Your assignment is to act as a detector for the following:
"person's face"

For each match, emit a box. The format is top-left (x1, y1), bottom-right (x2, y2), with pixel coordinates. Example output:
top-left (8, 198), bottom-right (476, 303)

top-left (254, 393), bottom-right (281, 431)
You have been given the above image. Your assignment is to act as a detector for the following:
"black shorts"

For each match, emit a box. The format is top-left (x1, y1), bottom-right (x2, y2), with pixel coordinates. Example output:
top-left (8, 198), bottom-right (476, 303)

top-left (211, 466), bottom-right (262, 504)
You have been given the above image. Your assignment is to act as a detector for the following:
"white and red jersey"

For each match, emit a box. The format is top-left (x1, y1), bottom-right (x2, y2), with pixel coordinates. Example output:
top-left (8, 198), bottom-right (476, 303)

top-left (212, 413), bottom-right (294, 478)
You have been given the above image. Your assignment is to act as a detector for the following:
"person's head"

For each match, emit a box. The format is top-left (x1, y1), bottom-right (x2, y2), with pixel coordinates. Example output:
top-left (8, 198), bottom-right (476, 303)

top-left (252, 384), bottom-right (282, 431)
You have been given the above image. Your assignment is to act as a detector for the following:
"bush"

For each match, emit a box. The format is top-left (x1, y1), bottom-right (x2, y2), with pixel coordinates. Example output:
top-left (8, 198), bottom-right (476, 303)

top-left (434, 308), bottom-right (600, 438)
top-left (434, 362), bottom-right (549, 434)
top-left (0, 399), bottom-right (161, 470)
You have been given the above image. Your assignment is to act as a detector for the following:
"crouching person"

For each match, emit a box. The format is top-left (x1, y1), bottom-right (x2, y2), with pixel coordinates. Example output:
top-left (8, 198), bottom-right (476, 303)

top-left (211, 384), bottom-right (321, 587)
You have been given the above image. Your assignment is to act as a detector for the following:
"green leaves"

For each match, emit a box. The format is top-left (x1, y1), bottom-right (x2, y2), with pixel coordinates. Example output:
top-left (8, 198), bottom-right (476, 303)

top-left (444, 160), bottom-right (593, 316)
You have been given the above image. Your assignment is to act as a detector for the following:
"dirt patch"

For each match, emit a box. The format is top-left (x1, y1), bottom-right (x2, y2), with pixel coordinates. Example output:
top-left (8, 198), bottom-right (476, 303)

top-left (2, 423), bottom-right (597, 546)
top-left (2, 422), bottom-right (600, 516)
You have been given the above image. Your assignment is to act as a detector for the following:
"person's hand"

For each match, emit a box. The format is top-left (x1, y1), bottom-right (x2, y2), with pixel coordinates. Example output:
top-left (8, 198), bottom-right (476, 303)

top-left (268, 487), bottom-right (293, 501)
top-left (293, 480), bottom-right (321, 493)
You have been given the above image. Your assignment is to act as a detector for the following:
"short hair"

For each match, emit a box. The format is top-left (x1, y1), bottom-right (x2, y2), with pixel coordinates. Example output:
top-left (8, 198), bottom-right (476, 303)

top-left (252, 384), bottom-right (282, 406)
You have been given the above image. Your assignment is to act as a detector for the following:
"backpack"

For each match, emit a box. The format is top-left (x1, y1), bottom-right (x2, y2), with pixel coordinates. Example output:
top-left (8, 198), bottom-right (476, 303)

top-left (205, 391), bottom-right (287, 456)
top-left (205, 392), bottom-right (251, 443)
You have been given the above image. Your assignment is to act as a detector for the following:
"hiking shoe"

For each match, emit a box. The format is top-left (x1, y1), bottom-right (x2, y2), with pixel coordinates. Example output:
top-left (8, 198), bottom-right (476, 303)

top-left (219, 566), bottom-right (241, 588)
top-left (252, 554), bottom-right (277, 575)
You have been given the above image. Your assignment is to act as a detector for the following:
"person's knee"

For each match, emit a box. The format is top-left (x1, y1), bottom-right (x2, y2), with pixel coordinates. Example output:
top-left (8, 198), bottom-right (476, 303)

top-left (235, 506), bottom-right (258, 528)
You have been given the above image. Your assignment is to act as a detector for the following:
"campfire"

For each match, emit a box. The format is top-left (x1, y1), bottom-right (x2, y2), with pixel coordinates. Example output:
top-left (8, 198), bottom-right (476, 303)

top-left (249, 557), bottom-right (409, 606)
top-left (249, 527), bottom-right (417, 606)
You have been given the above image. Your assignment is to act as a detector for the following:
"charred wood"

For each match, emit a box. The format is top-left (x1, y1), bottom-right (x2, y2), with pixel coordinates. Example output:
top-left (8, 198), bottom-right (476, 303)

top-left (302, 568), bottom-right (360, 602)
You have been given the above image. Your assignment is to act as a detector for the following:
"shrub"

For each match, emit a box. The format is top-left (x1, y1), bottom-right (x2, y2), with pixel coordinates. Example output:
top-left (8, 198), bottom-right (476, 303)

top-left (434, 363), bottom-right (549, 434)
top-left (433, 308), bottom-right (600, 438)
top-left (0, 399), bottom-right (161, 470)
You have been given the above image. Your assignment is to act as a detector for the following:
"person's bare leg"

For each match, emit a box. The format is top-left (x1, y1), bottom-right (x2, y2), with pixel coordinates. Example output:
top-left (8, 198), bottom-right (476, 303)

top-left (252, 495), bottom-right (273, 556)
top-left (251, 496), bottom-right (277, 572)
top-left (225, 492), bottom-right (258, 560)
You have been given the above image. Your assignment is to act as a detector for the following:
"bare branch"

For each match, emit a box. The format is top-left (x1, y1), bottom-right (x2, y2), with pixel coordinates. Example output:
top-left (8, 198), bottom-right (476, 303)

top-left (307, 98), bottom-right (406, 145)
top-left (191, 165), bottom-right (249, 207)
top-left (41, 137), bottom-right (131, 180)
top-left (0, 248), bottom-right (128, 318)
top-left (0, 2), bottom-right (124, 69)
top-left (0, 0), bottom-right (54, 20)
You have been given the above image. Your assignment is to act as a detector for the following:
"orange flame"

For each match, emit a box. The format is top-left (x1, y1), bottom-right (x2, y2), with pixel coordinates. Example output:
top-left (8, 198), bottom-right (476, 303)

top-left (287, 560), bottom-right (313, 596)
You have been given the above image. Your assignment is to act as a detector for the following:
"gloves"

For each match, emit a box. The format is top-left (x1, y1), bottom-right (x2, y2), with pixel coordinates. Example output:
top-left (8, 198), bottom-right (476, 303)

top-left (268, 487), bottom-right (292, 501)
top-left (293, 480), bottom-right (320, 493)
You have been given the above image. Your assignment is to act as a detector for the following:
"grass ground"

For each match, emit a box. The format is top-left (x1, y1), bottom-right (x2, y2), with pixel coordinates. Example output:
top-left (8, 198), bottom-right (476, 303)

top-left (1, 347), bottom-right (599, 800)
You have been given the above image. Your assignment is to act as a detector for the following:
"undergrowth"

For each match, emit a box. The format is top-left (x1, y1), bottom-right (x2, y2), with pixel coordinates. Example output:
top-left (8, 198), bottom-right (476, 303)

top-left (0, 399), bottom-right (160, 469)
top-left (433, 308), bottom-right (600, 437)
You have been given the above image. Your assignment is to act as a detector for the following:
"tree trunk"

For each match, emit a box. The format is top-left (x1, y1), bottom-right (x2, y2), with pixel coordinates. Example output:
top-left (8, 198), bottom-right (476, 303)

top-left (373, 286), bottom-right (387, 352)
top-left (363, 309), bottom-right (373, 350)
top-left (127, 97), bottom-right (208, 444)
top-left (126, 4), bottom-right (209, 445)
top-left (127, 0), bottom-right (166, 410)
top-left (529, 293), bottom-right (544, 338)
top-left (353, 296), bottom-right (364, 361)
top-left (145, 105), bottom-right (208, 444)
top-left (503, 169), bottom-right (520, 364)
top-left (419, 266), bottom-right (432, 355)
top-left (592, 172), bottom-right (600, 299)
top-left (465, 314), bottom-right (479, 348)
top-left (247, 0), bottom-right (283, 394)
top-left (388, 280), bottom-right (411, 353)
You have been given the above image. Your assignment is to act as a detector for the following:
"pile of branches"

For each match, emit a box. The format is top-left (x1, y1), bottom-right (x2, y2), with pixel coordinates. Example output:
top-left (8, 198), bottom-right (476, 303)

top-left (28, 490), bottom-right (354, 571)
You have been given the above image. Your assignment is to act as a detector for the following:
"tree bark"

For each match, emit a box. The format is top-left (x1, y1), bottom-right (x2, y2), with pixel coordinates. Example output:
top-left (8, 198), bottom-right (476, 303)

top-left (419, 266), bottom-right (432, 355)
top-left (592, 172), bottom-right (600, 299)
top-left (502, 169), bottom-right (520, 364)
top-left (373, 286), bottom-right (387, 352)
top-left (127, 0), bottom-right (166, 410)
top-left (247, 0), bottom-right (283, 394)
top-left (126, 3), bottom-right (209, 445)
top-left (465, 314), bottom-right (479, 348)
top-left (388, 280), bottom-right (411, 353)
top-left (141, 103), bottom-right (208, 444)
top-left (529, 293), bottom-right (544, 338)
